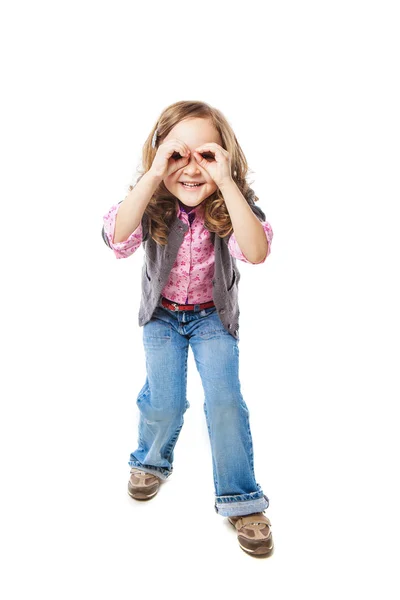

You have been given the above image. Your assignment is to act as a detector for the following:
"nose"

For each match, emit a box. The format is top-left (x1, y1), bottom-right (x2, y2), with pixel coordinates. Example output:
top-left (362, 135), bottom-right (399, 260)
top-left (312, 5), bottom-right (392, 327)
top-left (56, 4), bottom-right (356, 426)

top-left (183, 153), bottom-right (202, 175)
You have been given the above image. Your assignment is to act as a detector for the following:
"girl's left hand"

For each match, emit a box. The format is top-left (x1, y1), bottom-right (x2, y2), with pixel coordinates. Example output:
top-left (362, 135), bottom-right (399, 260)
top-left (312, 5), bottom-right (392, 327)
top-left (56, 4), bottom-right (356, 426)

top-left (193, 143), bottom-right (233, 188)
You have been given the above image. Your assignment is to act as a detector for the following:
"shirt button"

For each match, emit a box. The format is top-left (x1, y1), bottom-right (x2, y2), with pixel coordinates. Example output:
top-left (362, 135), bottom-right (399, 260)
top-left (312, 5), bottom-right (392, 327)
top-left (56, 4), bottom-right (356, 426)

top-left (220, 309), bottom-right (225, 314)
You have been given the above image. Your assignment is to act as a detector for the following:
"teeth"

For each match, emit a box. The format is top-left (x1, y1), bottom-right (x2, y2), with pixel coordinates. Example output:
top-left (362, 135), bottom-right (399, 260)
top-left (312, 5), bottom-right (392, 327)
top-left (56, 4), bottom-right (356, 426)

top-left (182, 183), bottom-right (202, 187)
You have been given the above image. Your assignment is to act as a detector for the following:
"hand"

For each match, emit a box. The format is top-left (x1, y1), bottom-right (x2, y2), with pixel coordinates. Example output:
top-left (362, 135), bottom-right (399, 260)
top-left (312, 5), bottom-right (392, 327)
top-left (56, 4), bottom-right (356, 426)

top-left (149, 138), bottom-right (191, 180)
top-left (192, 143), bottom-right (233, 188)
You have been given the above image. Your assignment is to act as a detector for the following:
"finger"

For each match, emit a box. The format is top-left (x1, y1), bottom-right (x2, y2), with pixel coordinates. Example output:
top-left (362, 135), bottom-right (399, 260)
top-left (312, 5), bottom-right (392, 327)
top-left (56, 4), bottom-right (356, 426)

top-left (169, 148), bottom-right (190, 161)
top-left (176, 140), bottom-right (190, 156)
top-left (165, 139), bottom-right (190, 157)
top-left (174, 140), bottom-right (190, 156)
top-left (194, 142), bottom-right (221, 152)
top-left (172, 150), bottom-right (190, 162)
top-left (193, 151), bottom-right (209, 166)
top-left (194, 146), bottom-right (222, 161)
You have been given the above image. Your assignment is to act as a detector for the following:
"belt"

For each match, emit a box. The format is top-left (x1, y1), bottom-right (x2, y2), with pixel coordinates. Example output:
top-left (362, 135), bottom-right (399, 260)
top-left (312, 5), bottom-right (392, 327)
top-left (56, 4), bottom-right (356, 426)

top-left (161, 297), bottom-right (215, 312)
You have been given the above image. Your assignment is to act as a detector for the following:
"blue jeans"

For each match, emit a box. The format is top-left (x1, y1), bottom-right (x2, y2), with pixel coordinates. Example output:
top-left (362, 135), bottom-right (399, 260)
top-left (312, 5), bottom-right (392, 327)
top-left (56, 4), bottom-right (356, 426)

top-left (128, 299), bottom-right (269, 517)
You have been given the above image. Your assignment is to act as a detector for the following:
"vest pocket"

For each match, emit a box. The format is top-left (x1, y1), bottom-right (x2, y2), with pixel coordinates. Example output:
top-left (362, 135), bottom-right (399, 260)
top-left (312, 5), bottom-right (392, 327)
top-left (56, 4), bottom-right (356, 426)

top-left (227, 269), bottom-right (236, 291)
top-left (145, 265), bottom-right (151, 281)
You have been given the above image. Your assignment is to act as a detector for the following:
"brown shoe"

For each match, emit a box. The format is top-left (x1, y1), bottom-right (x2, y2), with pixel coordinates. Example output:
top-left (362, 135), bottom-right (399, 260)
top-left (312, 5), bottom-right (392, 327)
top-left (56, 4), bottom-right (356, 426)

top-left (228, 512), bottom-right (274, 557)
top-left (127, 468), bottom-right (161, 501)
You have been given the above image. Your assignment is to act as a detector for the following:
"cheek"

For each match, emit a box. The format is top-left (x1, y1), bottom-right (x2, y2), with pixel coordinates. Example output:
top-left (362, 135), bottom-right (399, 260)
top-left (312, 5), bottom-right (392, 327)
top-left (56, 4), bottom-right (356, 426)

top-left (163, 177), bottom-right (174, 190)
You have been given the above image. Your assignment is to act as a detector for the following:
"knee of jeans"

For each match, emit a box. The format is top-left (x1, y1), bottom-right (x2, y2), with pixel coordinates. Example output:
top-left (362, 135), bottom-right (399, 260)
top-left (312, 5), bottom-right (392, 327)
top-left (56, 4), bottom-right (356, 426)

top-left (207, 396), bottom-right (247, 418)
top-left (138, 400), bottom-right (189, 422)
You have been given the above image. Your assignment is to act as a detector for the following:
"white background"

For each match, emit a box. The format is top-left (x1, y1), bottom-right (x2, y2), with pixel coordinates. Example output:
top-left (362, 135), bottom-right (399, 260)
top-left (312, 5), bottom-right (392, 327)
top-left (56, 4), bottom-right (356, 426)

top-left (1, 0), bottom-right (399, 597)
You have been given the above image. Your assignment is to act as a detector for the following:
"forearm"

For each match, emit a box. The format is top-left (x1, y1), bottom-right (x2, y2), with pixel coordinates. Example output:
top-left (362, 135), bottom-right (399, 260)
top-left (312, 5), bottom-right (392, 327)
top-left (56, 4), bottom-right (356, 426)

top-left (113, 170), bottom-right (162, 243)
top-left (219, 179), bottom-right (269, 263)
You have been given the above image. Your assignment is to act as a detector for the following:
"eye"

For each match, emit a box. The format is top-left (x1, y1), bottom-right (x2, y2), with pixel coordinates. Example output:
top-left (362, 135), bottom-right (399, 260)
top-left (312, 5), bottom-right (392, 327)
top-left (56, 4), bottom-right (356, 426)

top-left (201, 152), bottom-right (214, 161)
top-left (172, 151), bottom-right (182, 160)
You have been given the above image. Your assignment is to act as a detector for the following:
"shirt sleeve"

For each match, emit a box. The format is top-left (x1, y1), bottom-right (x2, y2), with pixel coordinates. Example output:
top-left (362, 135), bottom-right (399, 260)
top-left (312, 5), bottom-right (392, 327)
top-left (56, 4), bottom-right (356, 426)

top-left (102, 203), bottom-right (143, 259)
top-left (228, 221), bottom-right (273, 264)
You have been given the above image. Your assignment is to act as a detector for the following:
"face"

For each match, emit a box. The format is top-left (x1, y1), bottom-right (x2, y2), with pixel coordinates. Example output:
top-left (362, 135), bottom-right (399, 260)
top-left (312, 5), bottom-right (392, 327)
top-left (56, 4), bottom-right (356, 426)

top-left (163, 117), bottom-right (222, 209)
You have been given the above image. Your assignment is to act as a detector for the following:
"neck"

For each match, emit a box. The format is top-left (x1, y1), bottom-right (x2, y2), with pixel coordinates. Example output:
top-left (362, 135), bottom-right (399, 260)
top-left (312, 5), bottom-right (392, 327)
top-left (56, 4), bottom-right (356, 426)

top-left (177, 199), bottom-right (196, 213)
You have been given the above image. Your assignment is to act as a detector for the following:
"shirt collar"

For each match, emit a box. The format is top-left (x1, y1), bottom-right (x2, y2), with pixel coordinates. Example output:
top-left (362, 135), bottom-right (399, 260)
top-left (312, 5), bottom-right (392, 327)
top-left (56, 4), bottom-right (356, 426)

top-left (177, 199), bottom-right (195, 213)
top-left (176, 199), bottom-right (204, 219)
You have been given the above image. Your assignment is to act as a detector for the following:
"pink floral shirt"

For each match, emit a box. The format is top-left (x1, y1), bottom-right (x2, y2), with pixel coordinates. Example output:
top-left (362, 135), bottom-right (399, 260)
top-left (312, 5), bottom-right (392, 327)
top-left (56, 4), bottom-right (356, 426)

top-left (103, 200), bottom-right (273, 305)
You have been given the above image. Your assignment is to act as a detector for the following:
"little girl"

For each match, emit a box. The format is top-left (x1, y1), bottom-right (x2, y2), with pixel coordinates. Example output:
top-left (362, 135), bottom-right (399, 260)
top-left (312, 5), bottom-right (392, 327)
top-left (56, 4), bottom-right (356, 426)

top-left (102, 100), bottom-right (274, 557)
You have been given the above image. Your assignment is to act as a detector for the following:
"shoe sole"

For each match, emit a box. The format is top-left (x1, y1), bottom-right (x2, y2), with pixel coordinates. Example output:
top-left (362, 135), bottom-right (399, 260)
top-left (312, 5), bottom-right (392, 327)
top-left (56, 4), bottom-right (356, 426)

top-left (238, 542), bottom-right (274, 557)
top-left (127, 480), bottom-right (160, 501)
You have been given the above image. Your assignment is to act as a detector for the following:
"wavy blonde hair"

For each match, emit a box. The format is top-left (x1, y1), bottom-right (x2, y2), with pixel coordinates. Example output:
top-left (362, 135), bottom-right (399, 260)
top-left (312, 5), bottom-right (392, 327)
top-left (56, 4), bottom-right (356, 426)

top-left (128, 100), bottom-right (261, 246)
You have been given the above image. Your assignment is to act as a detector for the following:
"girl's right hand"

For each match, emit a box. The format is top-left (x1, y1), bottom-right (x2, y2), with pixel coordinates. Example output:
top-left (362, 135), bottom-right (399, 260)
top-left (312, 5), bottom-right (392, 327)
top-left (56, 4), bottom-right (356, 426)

top-left (149, 139), bottom-right (190, 180)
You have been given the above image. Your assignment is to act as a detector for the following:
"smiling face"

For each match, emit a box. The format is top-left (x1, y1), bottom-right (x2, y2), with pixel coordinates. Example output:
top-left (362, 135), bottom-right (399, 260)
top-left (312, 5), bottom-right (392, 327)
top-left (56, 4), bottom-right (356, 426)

top-left (163, 117), bottom-right (223, 209)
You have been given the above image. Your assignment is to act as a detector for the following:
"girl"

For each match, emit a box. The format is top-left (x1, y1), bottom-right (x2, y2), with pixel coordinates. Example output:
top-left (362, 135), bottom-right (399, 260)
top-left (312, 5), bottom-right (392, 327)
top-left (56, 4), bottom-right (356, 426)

top-left (102, 100), bottom-right (274, 557)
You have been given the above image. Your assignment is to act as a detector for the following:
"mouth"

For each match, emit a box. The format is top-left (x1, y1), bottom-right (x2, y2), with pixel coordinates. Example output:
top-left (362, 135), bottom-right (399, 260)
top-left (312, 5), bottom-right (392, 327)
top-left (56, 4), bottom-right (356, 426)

top-left (180, 182), bottom-right (205, 190)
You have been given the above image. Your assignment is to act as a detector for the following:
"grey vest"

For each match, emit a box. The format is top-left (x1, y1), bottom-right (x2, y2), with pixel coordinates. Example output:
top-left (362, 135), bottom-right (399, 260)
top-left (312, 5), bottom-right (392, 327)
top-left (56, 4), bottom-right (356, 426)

top-left (102, 191), bottom-right (266, 341)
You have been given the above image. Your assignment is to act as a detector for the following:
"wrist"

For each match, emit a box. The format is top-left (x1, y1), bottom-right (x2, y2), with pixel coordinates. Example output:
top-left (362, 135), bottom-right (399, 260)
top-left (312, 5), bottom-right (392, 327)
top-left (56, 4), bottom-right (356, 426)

top-left (218, 177), bottom-right (235, 192)
top-left (146, 169), bottom-right (164, 186)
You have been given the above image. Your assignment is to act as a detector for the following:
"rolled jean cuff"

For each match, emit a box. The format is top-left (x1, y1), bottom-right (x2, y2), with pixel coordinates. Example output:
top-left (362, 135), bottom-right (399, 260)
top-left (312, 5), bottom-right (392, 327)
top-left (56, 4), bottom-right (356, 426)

top-left (214, 486), bottom-right (269, 517)
top-left (128, 460), bottom-right (172, 481)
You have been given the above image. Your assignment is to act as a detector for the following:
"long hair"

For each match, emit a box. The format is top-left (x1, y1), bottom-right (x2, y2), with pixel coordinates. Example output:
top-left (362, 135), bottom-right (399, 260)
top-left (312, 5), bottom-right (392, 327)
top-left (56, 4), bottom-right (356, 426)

top-left (127, 100), bottom-right (261, 246)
